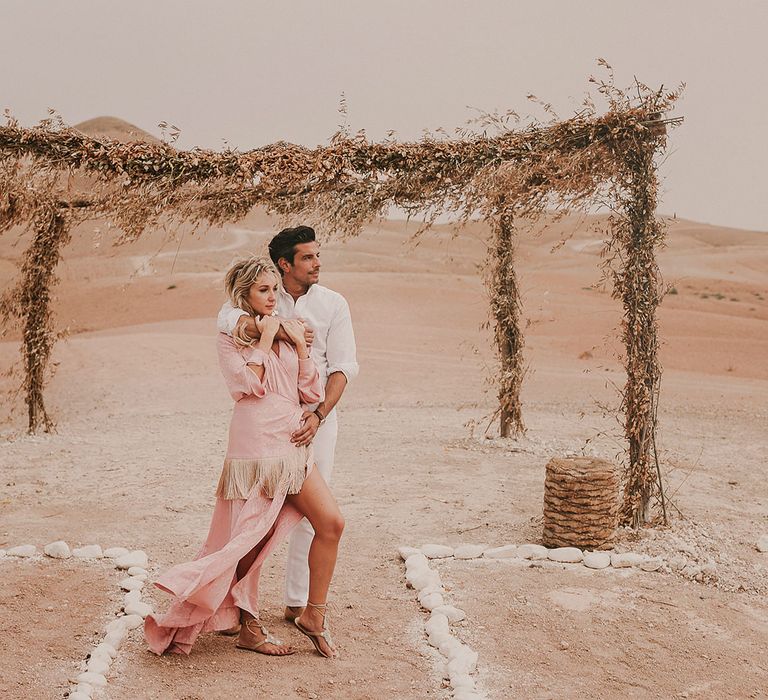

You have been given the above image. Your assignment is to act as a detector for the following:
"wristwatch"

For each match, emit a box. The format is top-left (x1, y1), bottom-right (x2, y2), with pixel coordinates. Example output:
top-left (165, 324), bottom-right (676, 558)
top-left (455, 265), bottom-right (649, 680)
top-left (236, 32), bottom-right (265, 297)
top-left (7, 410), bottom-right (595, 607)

top-left (313, 408), bottom-right (326, 425)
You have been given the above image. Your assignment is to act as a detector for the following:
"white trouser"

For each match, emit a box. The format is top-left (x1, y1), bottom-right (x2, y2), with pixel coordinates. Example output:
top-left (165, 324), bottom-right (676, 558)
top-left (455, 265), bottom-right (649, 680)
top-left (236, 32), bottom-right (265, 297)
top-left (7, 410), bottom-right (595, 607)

top-left (284, 411), bottom-right (338, 607)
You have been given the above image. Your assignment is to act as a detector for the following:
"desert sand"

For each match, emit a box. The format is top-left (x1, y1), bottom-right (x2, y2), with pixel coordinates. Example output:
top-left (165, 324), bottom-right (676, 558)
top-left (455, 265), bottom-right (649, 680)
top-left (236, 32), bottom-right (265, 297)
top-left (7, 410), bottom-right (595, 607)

top-left (1, 121), bottom-right (767, 699)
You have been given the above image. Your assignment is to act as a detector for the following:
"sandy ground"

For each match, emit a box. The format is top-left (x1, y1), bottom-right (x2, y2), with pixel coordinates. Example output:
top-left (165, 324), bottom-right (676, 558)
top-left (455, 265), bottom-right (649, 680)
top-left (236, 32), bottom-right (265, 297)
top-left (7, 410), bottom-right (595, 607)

top-left (1, 207), bottom-right (767, 699)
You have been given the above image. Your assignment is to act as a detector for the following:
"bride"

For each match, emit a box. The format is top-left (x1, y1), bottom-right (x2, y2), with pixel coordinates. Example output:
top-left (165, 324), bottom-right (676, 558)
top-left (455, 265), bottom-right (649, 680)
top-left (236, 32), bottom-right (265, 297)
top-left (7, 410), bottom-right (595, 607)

top-left (144, 255), bottom-right (343, 658)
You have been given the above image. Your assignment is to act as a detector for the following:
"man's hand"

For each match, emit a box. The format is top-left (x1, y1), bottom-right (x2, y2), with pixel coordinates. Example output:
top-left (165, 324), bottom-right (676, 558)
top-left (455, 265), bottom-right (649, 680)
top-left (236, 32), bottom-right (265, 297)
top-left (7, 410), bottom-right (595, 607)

top-left (291, 411), bottom-right (320, 446)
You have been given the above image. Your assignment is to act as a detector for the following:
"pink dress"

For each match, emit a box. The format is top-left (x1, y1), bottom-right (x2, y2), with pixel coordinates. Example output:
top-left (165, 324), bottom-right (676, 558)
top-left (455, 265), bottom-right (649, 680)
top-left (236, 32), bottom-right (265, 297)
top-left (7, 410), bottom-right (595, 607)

top-left (144, 334), bottom-right (324, 655)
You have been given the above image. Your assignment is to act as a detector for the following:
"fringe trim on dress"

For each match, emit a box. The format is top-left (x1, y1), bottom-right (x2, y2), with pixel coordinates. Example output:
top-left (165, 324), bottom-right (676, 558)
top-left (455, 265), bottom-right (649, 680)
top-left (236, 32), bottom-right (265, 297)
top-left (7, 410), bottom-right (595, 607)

top-left (216, 447), bottom-right (310, 500)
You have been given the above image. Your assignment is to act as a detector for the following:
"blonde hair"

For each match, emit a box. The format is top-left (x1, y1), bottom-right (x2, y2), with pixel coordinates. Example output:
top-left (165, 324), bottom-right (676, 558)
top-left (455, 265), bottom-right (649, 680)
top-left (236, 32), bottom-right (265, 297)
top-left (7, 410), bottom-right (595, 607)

top-left (224, 256), bottom-right (278, 344)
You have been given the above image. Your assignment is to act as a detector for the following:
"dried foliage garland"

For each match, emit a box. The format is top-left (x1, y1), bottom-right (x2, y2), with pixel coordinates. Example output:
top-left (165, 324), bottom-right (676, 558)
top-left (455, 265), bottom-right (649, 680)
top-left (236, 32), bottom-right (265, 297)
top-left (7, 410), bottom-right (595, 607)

top-left (0, 73), bottom-right (683, 526)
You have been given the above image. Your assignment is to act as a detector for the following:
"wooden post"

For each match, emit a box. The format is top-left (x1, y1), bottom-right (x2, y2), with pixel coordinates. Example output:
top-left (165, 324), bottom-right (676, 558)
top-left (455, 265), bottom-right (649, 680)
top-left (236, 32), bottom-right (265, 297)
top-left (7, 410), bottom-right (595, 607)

top-left (489, 206), bottom-right (525, 437)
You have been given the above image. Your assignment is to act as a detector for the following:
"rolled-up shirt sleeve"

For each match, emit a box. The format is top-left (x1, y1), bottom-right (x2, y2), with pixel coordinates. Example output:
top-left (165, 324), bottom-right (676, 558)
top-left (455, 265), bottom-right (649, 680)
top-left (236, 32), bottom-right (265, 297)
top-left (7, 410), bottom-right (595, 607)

top-left (326, 297), bottom-right (359, 383)
top-left (217, 300), bottom-right (247, 336)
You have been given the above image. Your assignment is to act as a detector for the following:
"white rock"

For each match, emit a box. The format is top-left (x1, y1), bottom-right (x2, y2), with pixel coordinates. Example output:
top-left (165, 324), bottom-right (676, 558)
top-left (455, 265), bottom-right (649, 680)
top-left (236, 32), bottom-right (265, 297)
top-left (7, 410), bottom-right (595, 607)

top-left (517, 544), bottom-right (548, 560)
top-left (425, 613), bottom-right (449, 639)
top-left (44, 541), bottom-right (72, 559)
top-left (421, 544), bottom-right (454, 559)
top-left (583, 551), bottom-right (611, 569)
top-left (668, 554), bottom-right (687, 572)
top-left (432, 605), bottom-right (466, 622)
top-left (122, 613), bottom-right (144, 630)
top-left (86, 657), bottom-right (110, 675)
top-left (94, 642), bottom-right (117, 659)
top-left (639, 557), bottom-right (664, 572)
top-left (405, 552), bottom-right (429, 567)
top-left (76, 672), bottom-right (107, 687)
top-left (127, 566), bottom-right (148, 577)
top-left (103, 547), bottom-right (130, 559)
top-left (548, 547), bottom-right (583, 563)
top-left (454, 544), bottom-right (486, 560)
top-left (418, 591), bottom-right (444, 611)
top-left (105, 618), bottom-right (127, 635)
top-left (438, 636), bottom-right (462, 658)
top-left (408, 569), bottom-right (441, 591)
top-left (756, 535), bottom-right (768, 553)
top-left (446, 645), bottom-right (479, 675)
top-left (452, 690), bottom-right (483, 700)
top-left (89, 647), bottom-right (113, 665)
top-left (7, 544), bottom-right (37, 557)
top-left (483, 544), bottom-right (518, 559)
top-left (119, 576), bottom-right (145, 592)
top-left (610, 552), bottom-right (647, 568)
top-left (125, 600), bottom-right (153, 618)
top-left (69, 693), bottom-right (90, 700)
top-left (397, 546), bottom-right (420, 560)
top-left (73, 682), bottom-right (94, 696)
top-left (104, 631), bottom-right (124, 650)
top-left (448, 672), bottom-right (475, 689)
top-left (73, 544), bottom-right (103, 559)
top-left (115, 550), bottom-right (149, 570)
top-left (124, 590), bottom-right (142, 605)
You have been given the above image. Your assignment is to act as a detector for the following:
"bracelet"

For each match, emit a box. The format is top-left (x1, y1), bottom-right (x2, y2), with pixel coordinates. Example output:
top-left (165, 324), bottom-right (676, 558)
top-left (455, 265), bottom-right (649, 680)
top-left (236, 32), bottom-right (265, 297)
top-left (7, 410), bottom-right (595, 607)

top-left (313, 409), bottom-right (326, 425)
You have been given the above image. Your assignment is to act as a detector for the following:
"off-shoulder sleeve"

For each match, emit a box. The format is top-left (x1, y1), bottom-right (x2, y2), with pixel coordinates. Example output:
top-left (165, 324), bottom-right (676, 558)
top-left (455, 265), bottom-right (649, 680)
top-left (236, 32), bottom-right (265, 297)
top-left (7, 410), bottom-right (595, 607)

top-left (297, 356), bottom-right (324, 404)
top-left (217, 333), bottom-right (267, 401)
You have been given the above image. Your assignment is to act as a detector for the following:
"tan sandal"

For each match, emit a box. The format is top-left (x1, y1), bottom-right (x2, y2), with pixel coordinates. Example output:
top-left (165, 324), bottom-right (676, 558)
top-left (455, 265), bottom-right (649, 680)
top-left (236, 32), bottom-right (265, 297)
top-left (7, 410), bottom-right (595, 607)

top-left (294, 602), bottom-right (336, 658)
top-left (236, 617), bottom-right (296, 656)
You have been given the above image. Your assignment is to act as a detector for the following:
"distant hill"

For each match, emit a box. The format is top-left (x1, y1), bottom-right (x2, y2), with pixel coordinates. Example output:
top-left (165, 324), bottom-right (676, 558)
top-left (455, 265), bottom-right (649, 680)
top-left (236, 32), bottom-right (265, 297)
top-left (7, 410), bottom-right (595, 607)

top-left (73, 116), bottom-right (161, 144)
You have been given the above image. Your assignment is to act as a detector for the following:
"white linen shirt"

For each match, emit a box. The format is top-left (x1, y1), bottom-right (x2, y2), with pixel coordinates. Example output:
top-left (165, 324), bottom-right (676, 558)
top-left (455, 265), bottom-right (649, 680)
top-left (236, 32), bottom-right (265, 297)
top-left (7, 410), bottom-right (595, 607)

top-left (217, 284), bottom-right (359, 397)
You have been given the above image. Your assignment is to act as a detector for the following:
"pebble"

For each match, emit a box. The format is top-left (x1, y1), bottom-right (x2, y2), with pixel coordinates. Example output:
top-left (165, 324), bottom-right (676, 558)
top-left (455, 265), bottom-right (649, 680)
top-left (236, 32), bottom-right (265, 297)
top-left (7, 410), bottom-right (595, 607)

top-left (73, 544), bottom-right (103, 559)
top-left (610, 552), bottom-right (647, 568)
top-left (119, 576), bottom-right (145, 592)
top-left (398, 546), bottom-right (420, 560)
top-left (453, 544), bottom-right (486, 560)
top-left (446, 644), bottom-right (479, 675)
top-left (73, 683), bottom-right (93, 695)
top-left (124, 590), bottom-right (142, 605)
top-left (125, 600), bottom-right (153, 618)
top-left (103, 547), bottom-right (130, 559)
top-left (76, 672), bottom-right (107, 687)
top-left (421, 544), bottom-right (454, 559)
top-left (757, 535), bottom-right (768, 553)
top-left (448, 672), bottom-right (475, 689)
top-left (639, 557), bottom-right (664, 572)
top-left (418, 590), bottom-right (444, 611)
top-left (104, 631), bottom-right (124, 650)
top-left (583, 551), bottom-right (611, 569)
top-left (548, 547), bottom-right (583, 564)
top-left (69, 693), bottom-right (90, 700)
top-left (483, 544), bottom-right (518, 559)
top-left (105, 618), bottom-right (127, 635)
top-left (668, 555), bottom-right (687, 572)
top-left (517, 544), bottom-right (548, 560)
top-left (432, 605), bottom-right (466, 622)
top-left (86, 657), bottom-right (110, 675)
top-left (115, 550), bottom-right (149, 570)
top-left (44, 541), bottom-right (72, 559)
top-left (7, 544), bottom-right (37, 557)
top-left (122, 614), bottom-right (144, 630)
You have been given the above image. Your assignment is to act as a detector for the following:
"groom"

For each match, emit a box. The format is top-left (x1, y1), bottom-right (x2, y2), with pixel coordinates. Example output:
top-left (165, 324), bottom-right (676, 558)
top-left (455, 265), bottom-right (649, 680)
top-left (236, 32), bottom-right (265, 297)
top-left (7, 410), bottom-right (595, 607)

top-left (217, 225), bottom-right (359, 620)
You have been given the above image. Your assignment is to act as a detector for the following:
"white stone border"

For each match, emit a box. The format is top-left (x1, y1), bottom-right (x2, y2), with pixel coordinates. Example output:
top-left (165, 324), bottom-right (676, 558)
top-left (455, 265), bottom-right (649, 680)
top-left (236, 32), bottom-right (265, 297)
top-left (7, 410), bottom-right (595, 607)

top-left (1, 541), bottom-right (152, 699)
top-left (397, 542), bottom-right (693, 700)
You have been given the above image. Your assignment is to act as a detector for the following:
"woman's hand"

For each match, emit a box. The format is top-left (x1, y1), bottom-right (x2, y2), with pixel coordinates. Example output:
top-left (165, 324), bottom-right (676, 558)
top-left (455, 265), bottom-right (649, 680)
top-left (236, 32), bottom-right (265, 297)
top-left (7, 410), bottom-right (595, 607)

top-left (257, 315), bottom-right (281, 352)
top-left (281, 319), bottom-right (309, 357)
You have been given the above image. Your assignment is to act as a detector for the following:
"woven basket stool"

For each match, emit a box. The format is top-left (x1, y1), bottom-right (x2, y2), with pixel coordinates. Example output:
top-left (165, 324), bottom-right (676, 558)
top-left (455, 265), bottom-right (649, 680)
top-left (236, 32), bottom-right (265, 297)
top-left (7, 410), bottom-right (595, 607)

top-left (542, 456), bottom-right (619, 550)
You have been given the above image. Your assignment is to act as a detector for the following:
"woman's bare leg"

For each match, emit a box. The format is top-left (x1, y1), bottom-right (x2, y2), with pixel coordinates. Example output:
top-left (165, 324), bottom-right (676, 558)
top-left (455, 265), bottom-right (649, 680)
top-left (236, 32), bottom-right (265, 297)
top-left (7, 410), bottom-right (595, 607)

top-left (234, 523), bottom-right (294, 655)
top-left (286, 466), bottom-right (345, 656)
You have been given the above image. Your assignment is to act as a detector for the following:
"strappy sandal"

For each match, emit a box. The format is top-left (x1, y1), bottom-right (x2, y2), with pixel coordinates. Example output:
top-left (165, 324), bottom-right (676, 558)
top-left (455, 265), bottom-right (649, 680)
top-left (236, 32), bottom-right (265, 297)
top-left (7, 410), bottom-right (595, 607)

top-left (294, 602), bottom-right (336, 658)
top-left (236, 617), bottom-right (296, 656)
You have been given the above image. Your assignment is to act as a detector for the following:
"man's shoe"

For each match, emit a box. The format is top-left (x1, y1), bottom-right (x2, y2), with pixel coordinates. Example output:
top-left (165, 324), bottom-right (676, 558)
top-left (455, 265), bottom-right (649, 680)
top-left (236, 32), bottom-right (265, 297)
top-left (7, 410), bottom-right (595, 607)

top-left (284, 605), bottom-right (305, 622)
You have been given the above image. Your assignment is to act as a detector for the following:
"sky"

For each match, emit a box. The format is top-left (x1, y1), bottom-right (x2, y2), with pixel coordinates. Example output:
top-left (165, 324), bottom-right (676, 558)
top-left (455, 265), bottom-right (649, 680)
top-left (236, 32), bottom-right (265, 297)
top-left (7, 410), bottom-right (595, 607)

top-left (2, 1), bottom-right (767, 231)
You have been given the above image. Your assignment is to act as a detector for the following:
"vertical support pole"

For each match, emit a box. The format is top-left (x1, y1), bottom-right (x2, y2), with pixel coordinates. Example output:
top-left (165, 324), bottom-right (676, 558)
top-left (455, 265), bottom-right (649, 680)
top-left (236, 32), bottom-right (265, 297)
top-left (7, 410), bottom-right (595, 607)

top-left (488, 205), bottom-right (525, 437)
top-left (617, 145), bottom-right (664, 526)
top-left (18, 207), bottom-right (70, 433)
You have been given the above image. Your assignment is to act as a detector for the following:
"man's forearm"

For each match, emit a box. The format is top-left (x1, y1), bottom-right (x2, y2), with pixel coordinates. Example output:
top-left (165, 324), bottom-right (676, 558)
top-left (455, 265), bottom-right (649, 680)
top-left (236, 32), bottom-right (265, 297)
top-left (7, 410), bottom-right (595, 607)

top-left (235, 315), bottom-right (292, 342)
top-left (317, 371), bottom-right (348, 417)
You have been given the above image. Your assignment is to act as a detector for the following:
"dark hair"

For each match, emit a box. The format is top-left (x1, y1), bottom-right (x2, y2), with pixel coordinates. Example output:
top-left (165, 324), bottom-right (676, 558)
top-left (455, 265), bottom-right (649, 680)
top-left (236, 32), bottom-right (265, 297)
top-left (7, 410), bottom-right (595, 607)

top-left (268, 226), bottom-right (316, 272)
